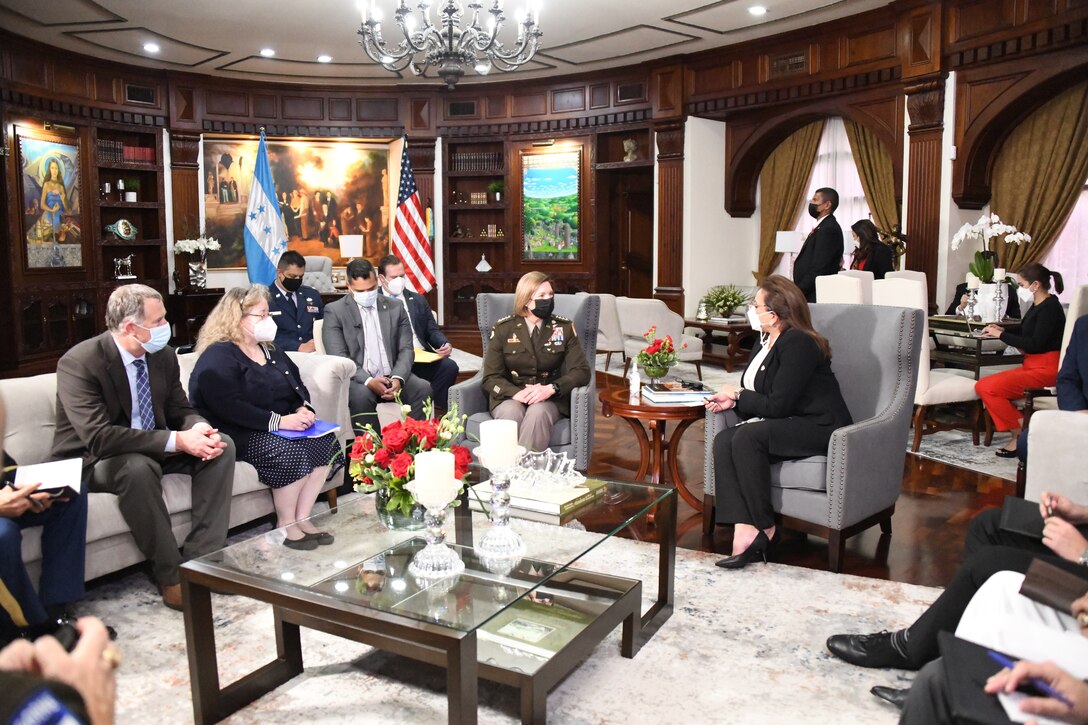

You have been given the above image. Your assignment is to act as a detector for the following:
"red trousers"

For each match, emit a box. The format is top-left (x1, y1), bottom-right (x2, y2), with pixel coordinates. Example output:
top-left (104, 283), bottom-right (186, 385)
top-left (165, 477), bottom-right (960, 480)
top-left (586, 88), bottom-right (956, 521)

top-left (975, 351), bottom-right (1060, 431)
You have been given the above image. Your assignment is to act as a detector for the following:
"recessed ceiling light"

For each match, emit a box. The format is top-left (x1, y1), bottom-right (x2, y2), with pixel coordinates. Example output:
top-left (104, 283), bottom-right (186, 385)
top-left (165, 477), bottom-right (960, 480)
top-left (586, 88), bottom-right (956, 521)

top-left (749, 5), bottom-right (768, 15)
top-left (143, 42), bottom-right (160, 53)
top-left (260, 48), bottom-right (276, 57)
top-left (317, 55), bottom-right (332, 63)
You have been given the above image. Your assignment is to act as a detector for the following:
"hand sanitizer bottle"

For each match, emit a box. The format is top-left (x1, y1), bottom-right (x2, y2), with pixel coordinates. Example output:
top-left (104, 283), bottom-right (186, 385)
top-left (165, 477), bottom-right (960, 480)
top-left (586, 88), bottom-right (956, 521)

top-left (627, 364), bottom-right (641, 399)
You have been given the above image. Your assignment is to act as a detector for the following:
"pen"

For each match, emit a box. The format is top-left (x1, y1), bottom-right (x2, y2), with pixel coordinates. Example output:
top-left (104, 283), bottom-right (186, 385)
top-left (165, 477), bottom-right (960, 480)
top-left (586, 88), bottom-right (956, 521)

top-left (1044, 494), bottom-right (1054, 518)
top-left (987, 650), bottom-right (1074, 707)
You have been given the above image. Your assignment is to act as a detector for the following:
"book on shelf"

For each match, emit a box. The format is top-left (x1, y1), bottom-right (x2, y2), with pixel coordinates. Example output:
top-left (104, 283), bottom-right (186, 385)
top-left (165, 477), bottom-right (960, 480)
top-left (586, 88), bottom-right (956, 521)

top-left (469, 478), bottom-right (605, 515)
top-left (478, 597), bottom-right (596, 660)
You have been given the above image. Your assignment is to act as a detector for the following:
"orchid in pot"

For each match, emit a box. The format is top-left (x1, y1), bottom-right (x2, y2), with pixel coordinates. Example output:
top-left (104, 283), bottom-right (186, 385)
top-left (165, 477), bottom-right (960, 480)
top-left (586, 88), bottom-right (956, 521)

top-left (950, 213), bottom-right (1030, 283)
top-left (174, 234), bottom-right (221, 289)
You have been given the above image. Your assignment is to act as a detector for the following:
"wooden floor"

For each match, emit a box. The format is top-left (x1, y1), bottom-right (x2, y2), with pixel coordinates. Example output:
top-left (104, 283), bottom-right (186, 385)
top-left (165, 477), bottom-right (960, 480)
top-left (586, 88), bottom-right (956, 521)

top-left (449, 330), bottom-right (1011, 589)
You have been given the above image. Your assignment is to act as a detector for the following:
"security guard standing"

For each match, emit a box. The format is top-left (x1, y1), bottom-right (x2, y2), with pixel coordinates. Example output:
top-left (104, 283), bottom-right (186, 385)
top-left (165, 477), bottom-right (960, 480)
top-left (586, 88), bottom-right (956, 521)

top-left (268, 250), bottom-right (323, 352)
top-left (481, 272), bottom-right (591, 452)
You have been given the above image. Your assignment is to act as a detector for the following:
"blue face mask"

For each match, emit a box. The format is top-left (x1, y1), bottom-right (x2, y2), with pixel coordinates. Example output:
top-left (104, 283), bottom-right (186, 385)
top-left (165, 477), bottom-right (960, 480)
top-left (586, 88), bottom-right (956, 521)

top-left (135, 322), bottom-right (171, 354)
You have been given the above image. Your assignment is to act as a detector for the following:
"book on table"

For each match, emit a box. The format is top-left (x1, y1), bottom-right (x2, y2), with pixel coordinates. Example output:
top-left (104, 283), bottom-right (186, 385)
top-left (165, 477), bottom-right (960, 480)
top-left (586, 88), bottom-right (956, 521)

top-left (270, 420), bottom-right (340, 440)
top-left (468, 498), bottom-right (583, 525)
top-left (469, 478), bottom-right (606, 515)
top-left (641, 380), bottom-right (712, 403)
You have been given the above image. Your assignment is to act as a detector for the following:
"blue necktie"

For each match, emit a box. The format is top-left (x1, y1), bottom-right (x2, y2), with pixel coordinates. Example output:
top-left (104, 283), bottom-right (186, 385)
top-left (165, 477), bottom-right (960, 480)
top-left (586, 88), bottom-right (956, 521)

top-left (133, 358), bottom-right (155, 431)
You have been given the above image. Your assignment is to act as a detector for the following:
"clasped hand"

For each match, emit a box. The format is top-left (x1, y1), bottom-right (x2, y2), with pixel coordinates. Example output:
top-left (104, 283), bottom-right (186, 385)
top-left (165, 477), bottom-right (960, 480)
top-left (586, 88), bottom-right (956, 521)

top-left (1039, 491), bottom-right (1088, 562)
top-left (513, 384), bottom-right (555, 405)
top-left (705, 384), bottom-right (740, 413)
top-left (177, 422), bottom-right (227, 461)
top-left (279, 406), bottom-right (316, 432)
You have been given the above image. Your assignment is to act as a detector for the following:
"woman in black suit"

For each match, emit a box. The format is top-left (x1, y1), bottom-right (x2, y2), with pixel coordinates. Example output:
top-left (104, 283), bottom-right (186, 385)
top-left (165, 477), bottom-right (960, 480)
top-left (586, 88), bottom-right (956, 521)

top-left (189, 285), bottom-right (337, 550)
top-left (848, 219), bottom-right (894, 279)
top-left (706, 275), bottom-right (853, 569)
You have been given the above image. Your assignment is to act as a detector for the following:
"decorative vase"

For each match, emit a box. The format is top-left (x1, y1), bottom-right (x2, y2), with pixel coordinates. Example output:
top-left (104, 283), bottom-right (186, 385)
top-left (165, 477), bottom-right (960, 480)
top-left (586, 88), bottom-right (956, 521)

top-left (642, 364), bottom-right (672, 384)
top-left (975, 283), bottom-right (1000, 323)
top-left (188, 249), bottom-right (208, 290)
top-left (374, 487), bottom-right (426, 531)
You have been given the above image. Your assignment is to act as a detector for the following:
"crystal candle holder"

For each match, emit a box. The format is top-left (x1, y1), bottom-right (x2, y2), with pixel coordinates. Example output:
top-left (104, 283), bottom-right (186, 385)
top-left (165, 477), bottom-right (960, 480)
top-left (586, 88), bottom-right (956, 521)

top-left (407, 503), bottom-right (464, 580)
top-left (474, 445), bottom-right (527, 559)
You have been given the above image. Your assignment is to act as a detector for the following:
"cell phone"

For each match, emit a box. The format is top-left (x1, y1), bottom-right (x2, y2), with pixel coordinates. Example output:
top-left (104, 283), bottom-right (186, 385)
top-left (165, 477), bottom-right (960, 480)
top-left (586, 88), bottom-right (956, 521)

top-left (52, 623), bottom-right (79, 653)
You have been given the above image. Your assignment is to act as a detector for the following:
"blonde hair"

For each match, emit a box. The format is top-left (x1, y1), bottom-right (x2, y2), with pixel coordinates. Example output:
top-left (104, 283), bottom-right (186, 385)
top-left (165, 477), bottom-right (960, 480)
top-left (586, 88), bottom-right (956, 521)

top-left (195, 285), bottom-right (271, 353)
top-left (513, 271), bottom-right (551, 318)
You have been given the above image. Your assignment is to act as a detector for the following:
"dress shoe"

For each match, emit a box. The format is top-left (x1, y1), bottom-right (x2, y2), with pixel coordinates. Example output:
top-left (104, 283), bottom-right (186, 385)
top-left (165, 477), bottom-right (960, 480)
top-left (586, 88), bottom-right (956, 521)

top-left (870, 685), bottom-right (910, 710)
top-left (715, 531), bottom-right (772, 570)
top-left (302, 531), bottom-right (334, 546)
top-left (995, 448), bottom-right (1018, 458)
top-left (161, 583), bottom-right (184, 612)
top-left (826, 631), bottom-right (913, 669)
top-left (282, 535), bottom-right (319, 551)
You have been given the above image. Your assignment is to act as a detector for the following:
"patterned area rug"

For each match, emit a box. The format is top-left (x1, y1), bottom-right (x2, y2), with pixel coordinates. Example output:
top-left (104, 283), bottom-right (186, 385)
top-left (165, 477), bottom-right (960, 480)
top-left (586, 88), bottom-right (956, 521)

top-left (88, 499), bottom-right (935, 724)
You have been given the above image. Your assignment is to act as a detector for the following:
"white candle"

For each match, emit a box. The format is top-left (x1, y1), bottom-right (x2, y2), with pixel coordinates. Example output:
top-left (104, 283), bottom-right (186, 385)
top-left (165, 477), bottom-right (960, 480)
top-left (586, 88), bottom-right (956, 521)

top-left (993, 267), bottom-right (1006, 281)
top-left (410, 450), bottom-right (458, 508)
top-left (478, 419), bottom-right (518, 468)
top-left (966, 273), bottom-right (979, 290)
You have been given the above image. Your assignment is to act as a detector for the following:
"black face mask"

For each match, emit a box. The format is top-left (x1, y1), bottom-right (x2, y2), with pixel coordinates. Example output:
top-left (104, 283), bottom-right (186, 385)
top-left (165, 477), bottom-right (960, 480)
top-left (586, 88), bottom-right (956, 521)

top-left (531, 298), bottom-right (554, 320)
top-left (282, 277), bottom-right (303, 292)
top-left (808, 202), bottom-right (821, 219)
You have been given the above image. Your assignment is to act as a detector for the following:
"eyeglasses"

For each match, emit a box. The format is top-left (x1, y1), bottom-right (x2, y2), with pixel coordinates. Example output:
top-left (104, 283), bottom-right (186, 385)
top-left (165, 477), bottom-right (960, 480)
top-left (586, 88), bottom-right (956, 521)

top-left (748, 304), bottom-right (773, 312)
top-left (244, 312), bottom-right (271, 321)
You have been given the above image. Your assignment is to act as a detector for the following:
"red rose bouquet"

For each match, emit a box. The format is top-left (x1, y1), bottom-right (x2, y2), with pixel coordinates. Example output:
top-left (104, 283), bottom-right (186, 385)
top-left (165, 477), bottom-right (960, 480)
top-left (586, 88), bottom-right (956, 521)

top-left (635, 325), bottom-right (685, 370)
top-left (348, 399), bottom-right (472, 516)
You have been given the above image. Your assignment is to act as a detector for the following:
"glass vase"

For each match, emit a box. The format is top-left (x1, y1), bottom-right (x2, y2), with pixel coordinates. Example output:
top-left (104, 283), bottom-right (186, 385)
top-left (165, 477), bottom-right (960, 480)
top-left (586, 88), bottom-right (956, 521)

top-left (374, 487), bottom-right (426, 531)
top-left (188, 249), bottom-right (208, 289)
top-left (642, 364), bottom-right (672, 385)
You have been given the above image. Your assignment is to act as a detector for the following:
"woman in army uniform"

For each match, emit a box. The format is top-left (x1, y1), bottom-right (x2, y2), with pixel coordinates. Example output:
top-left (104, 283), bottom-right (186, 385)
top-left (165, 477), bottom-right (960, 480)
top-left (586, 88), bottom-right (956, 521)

top-left (481, 271), bottom-right (591, 453)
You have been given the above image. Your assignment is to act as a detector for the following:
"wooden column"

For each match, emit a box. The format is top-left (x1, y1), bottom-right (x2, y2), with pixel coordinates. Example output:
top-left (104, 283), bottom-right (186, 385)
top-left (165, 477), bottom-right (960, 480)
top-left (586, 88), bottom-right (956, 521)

top-left (904, 79), bottom-right (945, 306)
top-left (169, 132), bottom-right (202, 291)
top-left (654, 121), bottom-right (684, 314)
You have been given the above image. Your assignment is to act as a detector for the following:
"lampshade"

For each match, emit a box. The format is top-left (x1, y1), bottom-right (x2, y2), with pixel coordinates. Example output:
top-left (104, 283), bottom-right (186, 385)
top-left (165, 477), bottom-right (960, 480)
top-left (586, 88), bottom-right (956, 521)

top-left (339, 234), bottom-right (363, 258)
top-left (775, 231), bottom-right (805, 254)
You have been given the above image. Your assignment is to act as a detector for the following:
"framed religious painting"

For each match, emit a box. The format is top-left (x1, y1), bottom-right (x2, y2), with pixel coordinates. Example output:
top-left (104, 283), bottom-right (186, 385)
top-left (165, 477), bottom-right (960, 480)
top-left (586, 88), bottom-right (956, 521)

top-left (16, 125), bottom-right (85, 270)
top-left (200, 136), bottom-right (392, 270)
top-left (521, 146), bottom-right (582, 262)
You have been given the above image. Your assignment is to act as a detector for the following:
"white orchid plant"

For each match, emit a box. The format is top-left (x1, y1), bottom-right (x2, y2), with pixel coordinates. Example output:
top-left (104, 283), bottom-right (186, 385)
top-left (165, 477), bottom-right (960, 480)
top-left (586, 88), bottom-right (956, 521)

top-left (174, 236), bottom-right (221, 255)
top-left (950, 214), bottom-right (1030, 283)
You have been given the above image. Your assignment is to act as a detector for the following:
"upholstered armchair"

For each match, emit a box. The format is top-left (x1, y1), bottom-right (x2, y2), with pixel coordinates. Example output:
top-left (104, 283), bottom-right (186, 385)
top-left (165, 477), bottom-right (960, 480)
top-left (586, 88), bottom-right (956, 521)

top-left (815, 271), bottom-right (872, 304)
top-left (591, 292), bottom-right (624, 371)
top-left (1023, 409), bottom-right (1088, 504)
top-left (616, 296), bottom-right (704, 380)
top-left (448, 293), bottom-right (600, 470)
top-left (702, 303), bottom-right (923, 572)
top-left (303, 255), bottom-right (336, 293)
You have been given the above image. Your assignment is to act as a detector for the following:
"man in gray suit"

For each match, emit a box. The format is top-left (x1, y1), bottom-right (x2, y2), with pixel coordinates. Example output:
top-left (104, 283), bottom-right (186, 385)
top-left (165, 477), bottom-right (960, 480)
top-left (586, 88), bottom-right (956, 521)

top-left (322, 259), bottom-right (432, 433)
top-left (51, 284), bottom-right (234, 611)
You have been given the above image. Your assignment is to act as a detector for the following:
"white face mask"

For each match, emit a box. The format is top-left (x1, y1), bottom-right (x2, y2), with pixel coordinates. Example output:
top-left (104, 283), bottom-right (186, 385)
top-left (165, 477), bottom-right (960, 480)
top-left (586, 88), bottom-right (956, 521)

top-left (1016, 285), bottom-right (1035, 303)
top-left (746, 306), bottom-right (770, 331)
top-left (251, 316), bottom-right (277, 342)
top-left (385, 276), bottom-right (406, 296)
top-left (134, 323), bottom-right (171, 354)
top-left (354, 289), bottom-right (378, 308)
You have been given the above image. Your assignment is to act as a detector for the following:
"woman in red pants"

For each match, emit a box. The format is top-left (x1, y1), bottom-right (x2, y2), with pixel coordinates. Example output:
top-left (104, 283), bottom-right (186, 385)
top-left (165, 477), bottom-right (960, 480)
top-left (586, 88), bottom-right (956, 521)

top-left (976, 262), bottom-right (1066, 456)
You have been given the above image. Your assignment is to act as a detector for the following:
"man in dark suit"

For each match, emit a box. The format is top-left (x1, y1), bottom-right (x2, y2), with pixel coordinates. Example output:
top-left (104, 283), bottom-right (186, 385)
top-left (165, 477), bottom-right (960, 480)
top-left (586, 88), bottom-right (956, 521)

top-left (377, 254), bottom-right (459, 411)
top-left (792, 187), bottom-right (845, 303)
top-left (1018, 314), bottom-right (1088, 460)
top-left (268, 250), bottom-right (324, 352)
top-left (51, 284), bottom-right (234, 611)
top-left (322, 259), bottom-right (431, 433)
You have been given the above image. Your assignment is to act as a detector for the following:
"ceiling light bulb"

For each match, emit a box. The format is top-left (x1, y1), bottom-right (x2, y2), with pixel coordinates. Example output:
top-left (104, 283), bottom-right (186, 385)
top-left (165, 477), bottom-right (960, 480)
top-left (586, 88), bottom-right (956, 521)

top-left (260, 48), bottom-right (276, 57)
top-left (748, 5), bottom-right (768, 15)
top-left (143, 42), bottom-right (160, 54)
top-left (317, 55), bottom-right (332, 63)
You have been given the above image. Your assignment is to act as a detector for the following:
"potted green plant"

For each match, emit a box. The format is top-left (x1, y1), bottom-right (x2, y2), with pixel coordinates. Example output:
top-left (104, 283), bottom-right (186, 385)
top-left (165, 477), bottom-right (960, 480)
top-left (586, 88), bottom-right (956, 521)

top-left (701, 285), bottom-right (751, 318)
top-left (487, 180), bottom-right (504, 203)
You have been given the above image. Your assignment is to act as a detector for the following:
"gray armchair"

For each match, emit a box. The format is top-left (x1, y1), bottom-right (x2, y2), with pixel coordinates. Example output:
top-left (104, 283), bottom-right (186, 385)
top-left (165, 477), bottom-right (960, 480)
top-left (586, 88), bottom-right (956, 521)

top-left (302, 255), bottom-right (335, 293)
top-left (448, 293), bottom-right (600, 470)
top-left (702, 303), bottom-right (923, 572)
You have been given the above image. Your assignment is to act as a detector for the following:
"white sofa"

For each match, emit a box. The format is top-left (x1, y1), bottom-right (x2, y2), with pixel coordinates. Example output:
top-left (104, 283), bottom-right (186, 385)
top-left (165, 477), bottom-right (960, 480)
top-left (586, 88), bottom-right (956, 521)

top-left (0, 351), bottom-right (356, 584)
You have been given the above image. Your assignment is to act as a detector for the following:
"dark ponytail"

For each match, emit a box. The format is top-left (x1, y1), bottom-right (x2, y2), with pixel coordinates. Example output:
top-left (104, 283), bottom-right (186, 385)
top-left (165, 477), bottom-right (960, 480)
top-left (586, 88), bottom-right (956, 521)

top-left (1018, 262), bottom-right (1064, 295)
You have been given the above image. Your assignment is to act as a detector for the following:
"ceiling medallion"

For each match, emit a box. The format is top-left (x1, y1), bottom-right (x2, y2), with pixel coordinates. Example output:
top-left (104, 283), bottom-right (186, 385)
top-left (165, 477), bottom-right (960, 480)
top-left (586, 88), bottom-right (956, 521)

top-left (358, 1), bottom-right (543, 90)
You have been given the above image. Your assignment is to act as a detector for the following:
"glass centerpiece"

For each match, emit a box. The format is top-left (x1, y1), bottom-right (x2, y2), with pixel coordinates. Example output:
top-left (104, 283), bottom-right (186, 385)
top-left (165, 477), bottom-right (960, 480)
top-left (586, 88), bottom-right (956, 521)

top-left (636, 326), bottom-right (685, 383)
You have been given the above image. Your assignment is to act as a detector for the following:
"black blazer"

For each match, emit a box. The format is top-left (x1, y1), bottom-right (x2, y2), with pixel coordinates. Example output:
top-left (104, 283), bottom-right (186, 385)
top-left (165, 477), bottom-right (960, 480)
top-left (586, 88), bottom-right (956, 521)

top-left (268, 283), bottom-right (324, 351)
top-left (850, 242), bottom-right (894, 280)
top-left (380, 289), bottom-right (449, 352)
top-left (1057, 315), bottom-right (1088, 411)
top-left (793, 214), bottom-right (845, 302)
top-left (735, 328), bottom-right (853, 429)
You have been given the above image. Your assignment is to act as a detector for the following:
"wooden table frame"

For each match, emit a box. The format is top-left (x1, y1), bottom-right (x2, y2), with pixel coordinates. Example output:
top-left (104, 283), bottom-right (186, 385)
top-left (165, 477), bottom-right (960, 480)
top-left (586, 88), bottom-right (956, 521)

top-left (683, 317), bottom-right (756, 372)
top-left (599, 387), bottom-right (705, 511)
top-left (180, 486), bottom-right (676, 725)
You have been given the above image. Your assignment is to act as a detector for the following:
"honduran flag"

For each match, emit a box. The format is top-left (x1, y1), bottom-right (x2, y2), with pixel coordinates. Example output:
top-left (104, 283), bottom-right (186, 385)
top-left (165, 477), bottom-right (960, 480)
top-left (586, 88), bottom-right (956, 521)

top-left (243, 131), bottom-right (286, 285)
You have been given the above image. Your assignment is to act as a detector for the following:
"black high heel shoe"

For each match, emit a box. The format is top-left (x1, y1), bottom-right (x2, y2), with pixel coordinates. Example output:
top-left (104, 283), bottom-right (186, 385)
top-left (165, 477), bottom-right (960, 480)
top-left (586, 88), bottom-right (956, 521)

top-left (716, 530), bottom-right (772, 569)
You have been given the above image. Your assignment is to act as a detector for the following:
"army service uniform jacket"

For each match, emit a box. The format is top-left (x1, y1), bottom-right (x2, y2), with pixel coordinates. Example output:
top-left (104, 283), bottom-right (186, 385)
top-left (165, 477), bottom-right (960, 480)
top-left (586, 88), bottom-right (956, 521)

top-left (481, 314), bottom-right (591, 417)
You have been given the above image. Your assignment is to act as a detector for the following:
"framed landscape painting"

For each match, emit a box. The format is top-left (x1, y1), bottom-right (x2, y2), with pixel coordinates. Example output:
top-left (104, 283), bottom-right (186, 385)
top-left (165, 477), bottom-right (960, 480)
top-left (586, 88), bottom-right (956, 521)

top-left (201, 136), bottom-right (391, 269)
top-left (521, 147), bottom-right (581, 262)
top-left (17, 126), bottom-right (84, 270)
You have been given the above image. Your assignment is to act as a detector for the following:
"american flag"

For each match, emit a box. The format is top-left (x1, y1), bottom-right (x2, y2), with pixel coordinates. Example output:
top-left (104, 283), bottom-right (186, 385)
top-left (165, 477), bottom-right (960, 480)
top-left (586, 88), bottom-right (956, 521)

top-left (391, 139), bottom-right (436, 293)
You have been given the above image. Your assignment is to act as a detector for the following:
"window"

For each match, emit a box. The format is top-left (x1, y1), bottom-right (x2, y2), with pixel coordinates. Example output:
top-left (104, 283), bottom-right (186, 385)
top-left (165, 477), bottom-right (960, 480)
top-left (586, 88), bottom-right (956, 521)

top-left (1041, 178), bottom-right (1088, 304)
top-left (772, 117), bottom-right (873, 276)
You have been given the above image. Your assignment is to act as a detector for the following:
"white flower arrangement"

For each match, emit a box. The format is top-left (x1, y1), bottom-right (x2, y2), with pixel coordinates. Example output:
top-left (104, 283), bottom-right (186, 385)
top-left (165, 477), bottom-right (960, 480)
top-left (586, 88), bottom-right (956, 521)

top-left (950, 213), bottom-right (1031, 251)
top-left (174, 236), bottom-right (221, 254)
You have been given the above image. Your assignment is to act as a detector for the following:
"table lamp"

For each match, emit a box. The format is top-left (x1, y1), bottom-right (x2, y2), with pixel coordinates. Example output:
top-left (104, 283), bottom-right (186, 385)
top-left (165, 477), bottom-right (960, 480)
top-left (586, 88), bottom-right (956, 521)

top-left (338, 234), bottom-right (363, 261)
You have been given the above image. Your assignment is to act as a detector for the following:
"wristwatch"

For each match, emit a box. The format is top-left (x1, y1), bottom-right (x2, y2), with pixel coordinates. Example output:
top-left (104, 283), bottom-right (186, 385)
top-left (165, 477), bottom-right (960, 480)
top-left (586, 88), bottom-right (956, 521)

top-left (1079, 548), bottom-right (1088, 567)
top-left (551, 383), bottom-right (561, 396)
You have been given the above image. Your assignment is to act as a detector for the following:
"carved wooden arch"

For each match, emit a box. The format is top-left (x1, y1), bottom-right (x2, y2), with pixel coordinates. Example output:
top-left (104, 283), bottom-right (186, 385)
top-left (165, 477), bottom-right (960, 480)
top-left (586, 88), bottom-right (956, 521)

top-left (721, 91), bottom-right (904, 217)
top-left (953, 52), bottom-right (1088, 209)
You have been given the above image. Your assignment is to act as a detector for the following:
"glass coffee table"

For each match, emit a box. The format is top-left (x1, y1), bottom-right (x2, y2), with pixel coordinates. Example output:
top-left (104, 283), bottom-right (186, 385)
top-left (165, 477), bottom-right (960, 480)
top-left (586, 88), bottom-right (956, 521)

top-left (180, 478), bottom-right (676, 724)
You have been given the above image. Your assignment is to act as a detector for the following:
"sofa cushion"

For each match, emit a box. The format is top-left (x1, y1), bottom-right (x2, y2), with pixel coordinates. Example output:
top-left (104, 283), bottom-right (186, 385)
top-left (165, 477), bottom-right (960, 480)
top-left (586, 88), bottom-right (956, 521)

top-left (0, 373), bottom-right (58, 466)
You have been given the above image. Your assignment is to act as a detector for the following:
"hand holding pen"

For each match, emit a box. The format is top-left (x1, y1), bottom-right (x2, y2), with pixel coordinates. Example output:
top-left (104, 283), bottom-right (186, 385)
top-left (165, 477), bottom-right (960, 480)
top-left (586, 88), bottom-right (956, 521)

top-left (1039, 491), bottom-right (1088, 525)
top-left (985, 655), bottom-right (1088, 722)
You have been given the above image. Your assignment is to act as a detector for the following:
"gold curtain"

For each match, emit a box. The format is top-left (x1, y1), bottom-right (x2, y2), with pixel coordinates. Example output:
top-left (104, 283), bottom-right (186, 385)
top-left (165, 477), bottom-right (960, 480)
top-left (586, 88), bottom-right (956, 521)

top-left (991, 79), bottom-right (1088, 271)
top-left (756, 119), bottom-right (826, 281)
top-left (843, 118), bottom-right (899, 232)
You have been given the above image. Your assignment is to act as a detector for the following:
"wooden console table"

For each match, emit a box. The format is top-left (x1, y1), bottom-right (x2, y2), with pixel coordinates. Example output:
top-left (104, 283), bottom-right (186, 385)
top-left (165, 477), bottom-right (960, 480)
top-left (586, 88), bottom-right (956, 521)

top-left (167, 288), bottom-right (225, 347)
top-left (683, 317), bottom-right (756, 372)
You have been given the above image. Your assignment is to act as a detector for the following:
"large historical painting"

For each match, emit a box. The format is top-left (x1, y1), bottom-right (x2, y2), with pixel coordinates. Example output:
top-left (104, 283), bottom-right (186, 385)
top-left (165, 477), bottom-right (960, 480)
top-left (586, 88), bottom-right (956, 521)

top-left (17, 128), bottom-right (83, 269)
top-left (522, 148), bottom-right (581, 262)
top-left (201, 137), bottom-right (390, 269)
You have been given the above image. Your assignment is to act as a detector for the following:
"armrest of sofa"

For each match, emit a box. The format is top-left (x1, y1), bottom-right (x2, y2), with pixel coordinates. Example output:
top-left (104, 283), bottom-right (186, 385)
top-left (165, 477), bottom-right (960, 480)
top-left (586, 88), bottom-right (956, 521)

top-left (288, 352), bottom-right (356, 442)
top-left (1025, 410), bottom-right (1088, 504)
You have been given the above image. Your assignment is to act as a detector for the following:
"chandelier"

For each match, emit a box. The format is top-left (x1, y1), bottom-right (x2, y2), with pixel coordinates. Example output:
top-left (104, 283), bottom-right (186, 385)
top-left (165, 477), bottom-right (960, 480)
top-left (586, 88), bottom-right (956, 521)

top-left (358, 1), bottom-right (543, 90)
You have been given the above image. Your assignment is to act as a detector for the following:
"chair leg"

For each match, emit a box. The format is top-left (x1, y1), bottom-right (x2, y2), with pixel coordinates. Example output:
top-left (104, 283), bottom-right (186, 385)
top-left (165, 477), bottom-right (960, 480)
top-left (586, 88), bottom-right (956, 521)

top-left (701, 494), bottom-right (715, 537)
top-left (983, 409), bottom-right (995, 447)
top-left (622, 358), bottom-right (631, 379)
top-left (911, 405), bottom-right (926, 452)
top-left (605, 352), bottom-right (612, 370)
top-left (970, 401), bottom-right (981, 446)
top-left (694, 362), bottom-right (703, 381)
top-left (1015, 461), bottom-right (1026, 498)
top-left (325, 488), bottom-right (338, 510)
top-left (827, 530), bottom-right (845, 573)
top-left (879, 515), bottom-right (892, 535)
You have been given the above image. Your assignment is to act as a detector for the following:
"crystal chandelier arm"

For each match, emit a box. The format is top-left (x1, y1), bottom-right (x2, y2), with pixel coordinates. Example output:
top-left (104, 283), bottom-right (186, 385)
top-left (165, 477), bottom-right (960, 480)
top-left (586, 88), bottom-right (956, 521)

top-left (359, 21), bottom-right (417, 72)
top-left (482, 19), bottom-right (541, 68)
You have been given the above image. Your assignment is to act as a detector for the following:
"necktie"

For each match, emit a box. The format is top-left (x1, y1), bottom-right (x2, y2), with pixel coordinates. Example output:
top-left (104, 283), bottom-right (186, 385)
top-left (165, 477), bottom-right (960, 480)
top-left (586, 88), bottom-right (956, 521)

top-left (133, 358), bottom-right (155, 431)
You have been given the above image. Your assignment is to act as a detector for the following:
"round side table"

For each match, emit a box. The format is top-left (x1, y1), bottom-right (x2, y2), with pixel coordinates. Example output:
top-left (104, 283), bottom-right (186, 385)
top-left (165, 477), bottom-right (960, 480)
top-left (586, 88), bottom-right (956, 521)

top-left (598, 387), bottom-right (705, 510)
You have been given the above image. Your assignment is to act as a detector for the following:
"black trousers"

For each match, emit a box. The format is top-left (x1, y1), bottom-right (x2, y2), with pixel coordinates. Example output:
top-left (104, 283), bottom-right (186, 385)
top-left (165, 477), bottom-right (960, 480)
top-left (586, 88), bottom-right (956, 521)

top-left (412, 357), bottom-right (459, 411)
top-left (903, 508), bottom-right (1088, 668)
top-left (899, 659), bottom-right (954, 725)
top-left (712, 416), bottom-right (834, 530)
